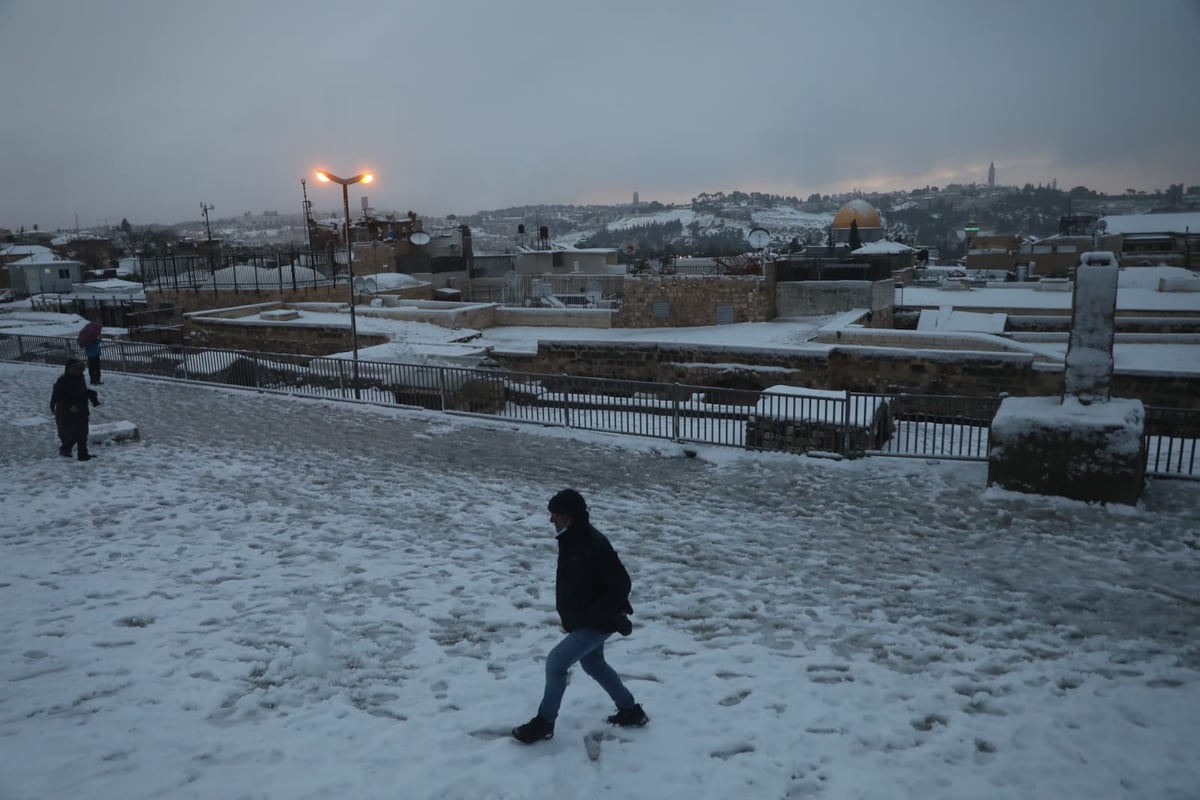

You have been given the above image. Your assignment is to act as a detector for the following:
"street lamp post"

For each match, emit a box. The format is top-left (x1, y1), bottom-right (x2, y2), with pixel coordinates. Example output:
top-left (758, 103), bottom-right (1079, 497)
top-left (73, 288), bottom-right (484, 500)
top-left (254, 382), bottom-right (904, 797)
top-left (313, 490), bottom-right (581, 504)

top-left (315, 169), bottom-right (374, 399)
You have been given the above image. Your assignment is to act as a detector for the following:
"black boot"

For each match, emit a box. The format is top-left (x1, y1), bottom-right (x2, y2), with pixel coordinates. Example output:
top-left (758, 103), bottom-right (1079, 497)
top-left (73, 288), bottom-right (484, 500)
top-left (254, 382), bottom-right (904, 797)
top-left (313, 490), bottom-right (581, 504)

top-left (606, 703), bottom-right (649, 727)
top-left (512, 715), bottom-right (554, 744)
top-left (77, 446), bottom-right (92, 462)
top-left (59, 445), bottom-right (72, 457)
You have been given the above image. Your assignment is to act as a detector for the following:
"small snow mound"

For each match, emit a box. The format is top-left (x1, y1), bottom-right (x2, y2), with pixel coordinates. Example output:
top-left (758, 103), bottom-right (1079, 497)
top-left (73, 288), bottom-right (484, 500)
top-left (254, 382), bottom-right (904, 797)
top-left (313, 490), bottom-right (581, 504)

top-left (294, 603), bottom-right (333, 677)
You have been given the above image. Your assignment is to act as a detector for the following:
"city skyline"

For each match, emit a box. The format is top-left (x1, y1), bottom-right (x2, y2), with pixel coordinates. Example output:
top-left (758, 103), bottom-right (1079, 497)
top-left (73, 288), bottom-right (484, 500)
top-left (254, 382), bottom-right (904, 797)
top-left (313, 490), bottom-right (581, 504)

top-left (2, 0), bottom-right (1198, 231)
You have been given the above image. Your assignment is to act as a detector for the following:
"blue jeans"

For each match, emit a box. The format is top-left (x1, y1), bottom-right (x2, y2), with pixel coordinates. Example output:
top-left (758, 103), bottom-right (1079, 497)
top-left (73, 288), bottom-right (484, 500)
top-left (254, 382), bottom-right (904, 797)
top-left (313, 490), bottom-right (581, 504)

top-left (538, 628), bottom-right (635, 722)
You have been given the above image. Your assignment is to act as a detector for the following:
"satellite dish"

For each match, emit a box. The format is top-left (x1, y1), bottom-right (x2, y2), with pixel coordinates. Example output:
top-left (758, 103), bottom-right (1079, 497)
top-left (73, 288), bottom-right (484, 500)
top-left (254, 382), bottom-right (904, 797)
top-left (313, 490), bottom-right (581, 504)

top-left (409, 231), bottom-right (431, 246)
top-left (621, 238), bottom-right (637, 255)
top-left (747, 227), bottom-right (770, 249)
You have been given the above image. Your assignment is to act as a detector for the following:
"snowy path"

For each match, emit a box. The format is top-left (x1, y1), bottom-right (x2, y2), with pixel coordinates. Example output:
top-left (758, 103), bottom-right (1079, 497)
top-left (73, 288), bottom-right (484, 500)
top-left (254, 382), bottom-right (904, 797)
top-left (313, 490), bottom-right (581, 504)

top-left (1, 362), bottom-right (1198, 799)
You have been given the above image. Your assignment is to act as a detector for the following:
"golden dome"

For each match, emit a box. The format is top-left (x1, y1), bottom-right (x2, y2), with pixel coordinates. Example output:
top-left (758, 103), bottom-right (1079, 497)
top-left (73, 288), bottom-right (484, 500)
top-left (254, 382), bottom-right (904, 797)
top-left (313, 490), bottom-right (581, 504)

top-left (831, 199), bottom-right (883, 230)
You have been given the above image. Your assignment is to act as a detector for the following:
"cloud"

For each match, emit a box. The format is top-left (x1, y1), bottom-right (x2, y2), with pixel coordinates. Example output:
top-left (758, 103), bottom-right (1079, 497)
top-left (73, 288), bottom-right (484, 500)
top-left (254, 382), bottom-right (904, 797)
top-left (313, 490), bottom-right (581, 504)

top-left (1, 0), bottom-right (1197, 229)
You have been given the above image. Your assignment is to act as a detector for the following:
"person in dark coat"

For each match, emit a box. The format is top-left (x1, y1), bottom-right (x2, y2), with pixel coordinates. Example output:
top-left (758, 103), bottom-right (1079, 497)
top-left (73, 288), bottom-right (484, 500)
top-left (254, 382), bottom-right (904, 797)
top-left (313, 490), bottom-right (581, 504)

top-left (50, 359), bottom-right (100, 461)
top-left (83, 335), bottom-right (103, 385)
top-left (512, 489), bottom-right (648, 744)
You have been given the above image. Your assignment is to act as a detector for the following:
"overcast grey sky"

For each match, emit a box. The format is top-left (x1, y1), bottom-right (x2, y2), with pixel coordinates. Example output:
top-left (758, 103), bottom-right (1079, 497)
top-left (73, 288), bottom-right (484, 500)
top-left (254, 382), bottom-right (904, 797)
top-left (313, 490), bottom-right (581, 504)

top-left (2, 0), bottom-right (1198, 231)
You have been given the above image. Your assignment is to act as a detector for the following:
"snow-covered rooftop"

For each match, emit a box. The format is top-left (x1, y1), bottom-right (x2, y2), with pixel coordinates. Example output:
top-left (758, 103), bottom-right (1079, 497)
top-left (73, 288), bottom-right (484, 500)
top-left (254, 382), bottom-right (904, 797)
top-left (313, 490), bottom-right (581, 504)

top-left (1100, 212), bottom-right (1200, 235)
top-left (900, 266), bottom-right (1200, 314)
top-left (0, 243), bottom-right (56, 258)
top-left (852, 240), bottom-right (914, 255)
top-left (73, 279), bottom-right (144, 293)
top-left (7, 253), bottom-right (80, 266)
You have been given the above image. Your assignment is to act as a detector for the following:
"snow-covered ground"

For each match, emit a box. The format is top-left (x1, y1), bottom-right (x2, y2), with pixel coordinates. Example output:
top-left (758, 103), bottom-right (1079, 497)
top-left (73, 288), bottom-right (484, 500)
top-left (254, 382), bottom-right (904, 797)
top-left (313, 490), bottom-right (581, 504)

top-left (2, 362), bottom-right (1198, 800)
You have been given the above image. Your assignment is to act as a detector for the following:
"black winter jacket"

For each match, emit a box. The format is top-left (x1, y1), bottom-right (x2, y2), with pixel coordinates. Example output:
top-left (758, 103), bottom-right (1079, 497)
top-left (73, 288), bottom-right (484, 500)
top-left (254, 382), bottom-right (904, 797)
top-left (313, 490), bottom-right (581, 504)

top-left (50, 370), bottom-right (98, 419)
top-left (555, 521), bottom-right (634, 634)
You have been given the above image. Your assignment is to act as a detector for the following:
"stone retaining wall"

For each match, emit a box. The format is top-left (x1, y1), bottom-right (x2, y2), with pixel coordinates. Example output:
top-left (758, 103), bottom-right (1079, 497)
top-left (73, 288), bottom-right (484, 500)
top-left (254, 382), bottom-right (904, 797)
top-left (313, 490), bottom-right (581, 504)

top-left (776, 279), bottom-right (894, 323)
top-left (490, 341), bottom-right (1199, 409)
top-left (495, 307), bottom-right (615, 328)
top-left (182, 303), bottom-right (389, 355)
top-left (615, 274), bottom-right (771, 328)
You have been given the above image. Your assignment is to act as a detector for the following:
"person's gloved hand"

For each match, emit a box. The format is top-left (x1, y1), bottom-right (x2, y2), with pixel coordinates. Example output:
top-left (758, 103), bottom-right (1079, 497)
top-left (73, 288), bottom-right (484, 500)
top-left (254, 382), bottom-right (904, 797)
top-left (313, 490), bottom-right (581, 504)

top-left (91, 398), bottom-right (101, 407)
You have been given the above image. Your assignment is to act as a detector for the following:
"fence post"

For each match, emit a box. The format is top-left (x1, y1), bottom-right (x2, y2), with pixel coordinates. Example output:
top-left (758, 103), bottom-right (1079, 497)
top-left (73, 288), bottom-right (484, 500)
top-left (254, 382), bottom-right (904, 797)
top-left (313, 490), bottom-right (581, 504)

top-left (181, 345), bottom-right (191, 381)
top-left (16, 335), bottom-right (25, 357)
top-left (337, 359), bottom-right (346, 398)
top-left (438, 367), bottom-right (448, 412)
top-left (562, 374), bottom-right (572, 428)
top-left (842, 392), bottom-right (853, 455)
top-left (672, 383), bottom-right (681, 441)
top-left (120, 339), bottom-right (128, 374)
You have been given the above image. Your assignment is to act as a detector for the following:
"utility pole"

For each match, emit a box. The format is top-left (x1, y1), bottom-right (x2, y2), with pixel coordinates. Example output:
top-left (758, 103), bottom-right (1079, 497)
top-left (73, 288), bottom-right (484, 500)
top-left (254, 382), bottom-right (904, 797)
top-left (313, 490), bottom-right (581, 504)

top-left (201, 202), bottom-right (215, 270)
top-left (301, 179), bottom-right (315, 256)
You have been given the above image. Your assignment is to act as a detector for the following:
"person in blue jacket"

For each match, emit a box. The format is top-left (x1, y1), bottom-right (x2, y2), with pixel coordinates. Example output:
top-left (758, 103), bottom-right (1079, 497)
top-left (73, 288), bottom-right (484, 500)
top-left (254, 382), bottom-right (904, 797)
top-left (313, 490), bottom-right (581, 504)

top-left (50, 359), bottom-right (100, 461)
top-left (512, 489), bottom-right (648, 743)
top-left (83, 334), bottom-right (103, 385)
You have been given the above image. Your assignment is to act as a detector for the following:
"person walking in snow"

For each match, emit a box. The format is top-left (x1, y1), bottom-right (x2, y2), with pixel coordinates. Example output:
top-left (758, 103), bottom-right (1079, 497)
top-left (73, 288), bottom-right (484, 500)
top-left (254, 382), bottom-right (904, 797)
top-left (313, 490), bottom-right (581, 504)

top-left (512, 489), bottom-right (648, 744)
top-left (50, 359), bottom-right (100, 461)
top-left (84, 334), bottom-right (103, 385)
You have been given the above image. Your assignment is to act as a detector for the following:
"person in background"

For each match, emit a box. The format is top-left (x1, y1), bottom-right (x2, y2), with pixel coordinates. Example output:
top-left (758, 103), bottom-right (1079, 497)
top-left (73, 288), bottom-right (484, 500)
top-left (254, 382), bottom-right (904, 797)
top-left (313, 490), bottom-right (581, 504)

top-left (50, 359), bottom-right (100, 461)
top-left (512, 489), bottom-right (648, 744)
top-left (84, 334), bottom-right (103, 385)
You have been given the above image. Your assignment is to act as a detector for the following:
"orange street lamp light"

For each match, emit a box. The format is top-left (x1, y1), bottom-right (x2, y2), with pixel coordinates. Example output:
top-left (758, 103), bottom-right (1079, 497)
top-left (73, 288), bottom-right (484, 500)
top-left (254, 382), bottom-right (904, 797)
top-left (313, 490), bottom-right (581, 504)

top-left (315, 169), bottom-right (374, 399)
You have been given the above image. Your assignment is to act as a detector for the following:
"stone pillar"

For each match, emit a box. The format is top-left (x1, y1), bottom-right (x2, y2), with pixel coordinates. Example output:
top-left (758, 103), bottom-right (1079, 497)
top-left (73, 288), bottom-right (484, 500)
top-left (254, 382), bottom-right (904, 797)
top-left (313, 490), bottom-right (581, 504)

top-left (987, 252), bottom-right (1145, 504)
top-left (1063, 251), bottom-right (1118, 403)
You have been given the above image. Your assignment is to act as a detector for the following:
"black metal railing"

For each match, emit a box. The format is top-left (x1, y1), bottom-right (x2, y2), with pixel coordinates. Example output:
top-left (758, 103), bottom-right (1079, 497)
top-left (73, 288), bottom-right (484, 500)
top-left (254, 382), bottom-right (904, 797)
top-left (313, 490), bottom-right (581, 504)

top-left (3, 333), bottom-right (1195, 479)
top-left (1144, 405), bottom-right (1200, 479)
top-left (137, 246), bottom-right (337, 293)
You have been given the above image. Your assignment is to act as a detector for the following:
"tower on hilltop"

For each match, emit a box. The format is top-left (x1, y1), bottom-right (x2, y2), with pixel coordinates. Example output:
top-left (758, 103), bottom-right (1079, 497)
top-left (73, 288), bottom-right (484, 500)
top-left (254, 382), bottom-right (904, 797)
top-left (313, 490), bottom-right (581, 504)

top-left (988, 161), bottom-right (995, 189)
top-left (632, 191), bottom-right (639, 208)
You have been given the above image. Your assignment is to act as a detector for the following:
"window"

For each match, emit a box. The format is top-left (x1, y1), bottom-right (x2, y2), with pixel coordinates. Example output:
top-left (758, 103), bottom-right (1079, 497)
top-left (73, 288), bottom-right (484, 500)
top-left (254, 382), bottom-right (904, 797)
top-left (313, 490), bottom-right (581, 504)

top-left (59, 269), bottom-right (71, 279)
top-left (652, 301), bottom-right (670, 320)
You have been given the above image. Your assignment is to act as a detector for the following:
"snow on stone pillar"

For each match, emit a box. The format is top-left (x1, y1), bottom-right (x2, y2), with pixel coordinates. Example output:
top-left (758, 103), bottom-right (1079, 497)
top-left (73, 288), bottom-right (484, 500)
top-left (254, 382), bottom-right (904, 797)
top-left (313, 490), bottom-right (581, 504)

top-left (1063, 251), bottom-right (1119, 403)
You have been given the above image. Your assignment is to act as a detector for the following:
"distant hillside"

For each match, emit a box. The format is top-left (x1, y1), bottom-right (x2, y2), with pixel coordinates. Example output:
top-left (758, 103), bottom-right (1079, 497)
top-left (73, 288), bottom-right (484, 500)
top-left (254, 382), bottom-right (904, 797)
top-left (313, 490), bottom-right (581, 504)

top-left (79, 182), bottom-right (1188, 261)
top-left (456, 182), bottom-right (1199, 261)
top-left (461, 201), bottom-right (835, 258)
